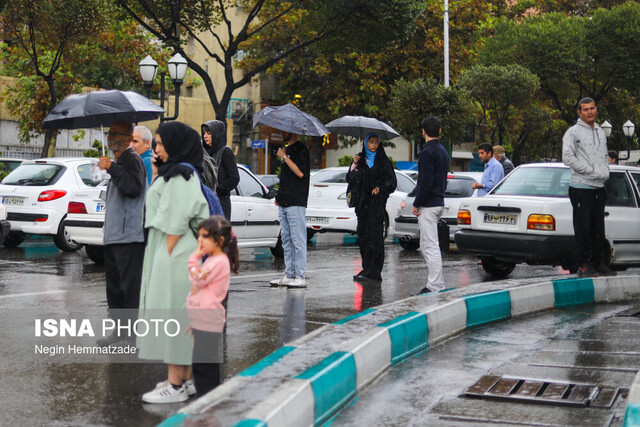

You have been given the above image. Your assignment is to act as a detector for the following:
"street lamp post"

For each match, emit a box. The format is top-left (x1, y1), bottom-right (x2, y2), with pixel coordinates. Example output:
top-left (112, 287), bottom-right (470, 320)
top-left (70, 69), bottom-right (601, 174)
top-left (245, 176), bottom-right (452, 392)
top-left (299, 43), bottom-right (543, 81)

top-left (138, 53), bottom-right (188, 122)
top-left (622, 120), bottom-right (636, 162)
top-left (601, 120), bottom-right (612, 138)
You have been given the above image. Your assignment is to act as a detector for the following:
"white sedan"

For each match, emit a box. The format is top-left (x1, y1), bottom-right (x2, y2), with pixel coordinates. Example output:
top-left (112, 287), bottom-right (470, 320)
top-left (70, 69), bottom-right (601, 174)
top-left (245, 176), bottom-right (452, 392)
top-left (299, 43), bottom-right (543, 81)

top-left (305, 167), bottom-right (416, 239)
top-left (0, 158), bottom-right (105, 251)
top-left (394, 171), bottom-right (483, 250)
top-left (64, 165), bottom-right (283, 263)
top-left (455, 163), bottom-right (640, 278)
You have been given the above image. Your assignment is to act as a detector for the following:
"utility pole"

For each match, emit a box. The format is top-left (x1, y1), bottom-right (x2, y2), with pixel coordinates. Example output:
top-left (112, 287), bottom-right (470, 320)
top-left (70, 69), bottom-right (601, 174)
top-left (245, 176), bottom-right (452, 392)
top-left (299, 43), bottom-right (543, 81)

top-left (444, 0), bottom-right (450, 87)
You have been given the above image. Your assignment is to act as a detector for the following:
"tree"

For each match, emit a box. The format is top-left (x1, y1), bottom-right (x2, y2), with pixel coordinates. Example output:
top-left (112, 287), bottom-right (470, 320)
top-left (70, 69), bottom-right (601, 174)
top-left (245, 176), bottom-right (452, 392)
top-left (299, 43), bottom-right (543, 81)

top-left (457, 64), bottom-right (540, 146)
top-left (387, 78), bottom-right (474, 151)
top-left (116, 0), bottom-right (425, 120)
top-left (0, 0), bottom-right (109, 157)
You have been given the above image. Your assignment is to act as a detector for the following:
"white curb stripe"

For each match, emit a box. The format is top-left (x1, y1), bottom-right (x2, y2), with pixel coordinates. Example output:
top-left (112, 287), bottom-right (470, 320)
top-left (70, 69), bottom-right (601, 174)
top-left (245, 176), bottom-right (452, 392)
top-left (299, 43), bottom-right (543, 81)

top-left (422, 299), bottom-right (467, 344)
top-left (509, 282), bottom-right (555, 317)
top-left (337, 327), bottom-right (391, 390)
top-left (243, 378), bottom-right (315, 427)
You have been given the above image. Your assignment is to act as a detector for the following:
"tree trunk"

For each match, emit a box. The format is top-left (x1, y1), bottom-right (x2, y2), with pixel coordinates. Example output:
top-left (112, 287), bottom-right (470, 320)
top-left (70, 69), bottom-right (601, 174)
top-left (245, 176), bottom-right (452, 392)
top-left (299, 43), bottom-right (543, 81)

top-left (309, 136), bottom-right (323, 169)
top-left (41, 77), bottom-right (58, 157)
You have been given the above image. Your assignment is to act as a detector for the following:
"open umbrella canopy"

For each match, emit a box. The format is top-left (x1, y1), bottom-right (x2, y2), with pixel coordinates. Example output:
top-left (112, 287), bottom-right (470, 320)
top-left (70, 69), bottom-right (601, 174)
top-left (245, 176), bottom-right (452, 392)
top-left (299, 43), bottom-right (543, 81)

top-left (252, 103), bottom-right (328, 136)
top-left (325, 115), bottom-right (399, 141)
top-left (42, 90), bottom-right (165, 130)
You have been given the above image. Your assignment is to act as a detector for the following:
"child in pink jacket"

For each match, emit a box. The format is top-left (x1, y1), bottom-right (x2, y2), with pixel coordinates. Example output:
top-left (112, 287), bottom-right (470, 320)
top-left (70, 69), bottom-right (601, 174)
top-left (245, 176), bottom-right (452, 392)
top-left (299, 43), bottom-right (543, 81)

top-left (187, 216), bottom-right (239, 397)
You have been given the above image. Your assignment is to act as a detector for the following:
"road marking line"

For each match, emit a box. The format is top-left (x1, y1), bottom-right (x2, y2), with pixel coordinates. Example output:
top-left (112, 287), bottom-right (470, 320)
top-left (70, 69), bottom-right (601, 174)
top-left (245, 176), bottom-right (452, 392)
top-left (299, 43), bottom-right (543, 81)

top-left (0, 290), bottom-right (67, 300)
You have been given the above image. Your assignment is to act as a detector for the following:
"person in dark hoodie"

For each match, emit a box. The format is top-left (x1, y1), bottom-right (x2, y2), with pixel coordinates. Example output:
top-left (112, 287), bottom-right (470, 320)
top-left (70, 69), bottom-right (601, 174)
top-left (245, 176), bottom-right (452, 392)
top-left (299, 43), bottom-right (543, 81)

top-left (201, 120), bottom-right (240, 219)
top-left (347, 133), bottom-right (396, 282)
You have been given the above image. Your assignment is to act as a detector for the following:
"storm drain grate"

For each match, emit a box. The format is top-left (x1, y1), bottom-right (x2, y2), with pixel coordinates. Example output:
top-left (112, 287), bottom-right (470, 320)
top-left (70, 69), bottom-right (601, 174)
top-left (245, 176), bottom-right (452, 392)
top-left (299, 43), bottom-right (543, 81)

top-left (465, 375), bottom-right (620, 408)
top-left (616, 305), bottom-right (640, 317)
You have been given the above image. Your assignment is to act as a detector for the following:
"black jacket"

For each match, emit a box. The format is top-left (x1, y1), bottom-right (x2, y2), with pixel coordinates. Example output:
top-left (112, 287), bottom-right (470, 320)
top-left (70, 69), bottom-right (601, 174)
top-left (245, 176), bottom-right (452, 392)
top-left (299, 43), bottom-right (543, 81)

top-left (201, 120), bottom-right (240, 198)
top-left (413, 139), bottom-right (449, 208)
top-left (346, 144), bottom-right (396, 214)
top-left (275, 140), bottom-right (310, 207)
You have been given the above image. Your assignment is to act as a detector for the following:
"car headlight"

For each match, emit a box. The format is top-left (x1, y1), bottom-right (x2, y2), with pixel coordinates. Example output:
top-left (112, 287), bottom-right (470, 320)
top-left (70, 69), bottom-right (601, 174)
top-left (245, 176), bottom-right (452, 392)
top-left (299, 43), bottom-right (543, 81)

top-left (527, 214), bottom-right (555, 231)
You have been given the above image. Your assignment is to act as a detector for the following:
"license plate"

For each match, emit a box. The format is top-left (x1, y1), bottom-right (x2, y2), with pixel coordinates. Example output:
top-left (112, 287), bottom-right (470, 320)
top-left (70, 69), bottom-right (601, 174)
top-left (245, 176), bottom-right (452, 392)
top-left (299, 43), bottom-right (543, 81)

top-left (2, 196), bottom-right (24, 206)
top-left (483, 213), bottom-right (517, 225)
top-left (306, 216), bottom-right (329, 225)
top-left (96, 202), bottom-right (105, 213)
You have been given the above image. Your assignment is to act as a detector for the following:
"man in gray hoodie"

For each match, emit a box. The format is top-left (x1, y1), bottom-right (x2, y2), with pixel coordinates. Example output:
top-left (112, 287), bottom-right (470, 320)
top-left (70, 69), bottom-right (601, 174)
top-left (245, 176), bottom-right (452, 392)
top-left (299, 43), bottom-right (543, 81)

top-left (562, 98), bottom-right (616, 278)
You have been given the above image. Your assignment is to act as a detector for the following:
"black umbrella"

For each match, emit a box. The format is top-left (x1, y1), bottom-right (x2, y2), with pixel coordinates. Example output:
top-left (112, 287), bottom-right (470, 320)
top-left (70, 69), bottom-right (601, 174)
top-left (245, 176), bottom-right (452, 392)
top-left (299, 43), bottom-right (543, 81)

top-left (325, 115), bottom-right (399, 141)
top-left (42, 90), bottom-right (165, 130)
top-left (252, 103), bottom-right (328, 136)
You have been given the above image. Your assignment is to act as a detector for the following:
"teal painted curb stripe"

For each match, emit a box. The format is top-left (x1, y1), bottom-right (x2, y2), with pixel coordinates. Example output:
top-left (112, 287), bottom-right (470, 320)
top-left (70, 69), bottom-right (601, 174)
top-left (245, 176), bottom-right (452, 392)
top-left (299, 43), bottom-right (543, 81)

top-left (238, 346), bottom-right (296, 377)
top-left (295, 351), bottom-right (357, 426)
top-left (553, 278), bottom-right (594, 307)
top-left (378, 311), bottom-right (429, 365)
top-left (465, 290), bottom-right (511, 327)
top-left (623, 404), bottom-right (640, 427)
top-left (233, 419), bottom-right (268, 427)
top-left (333, 308), bottom-right (376, 325)
top-left (156, 414), bottom-right (188, 427)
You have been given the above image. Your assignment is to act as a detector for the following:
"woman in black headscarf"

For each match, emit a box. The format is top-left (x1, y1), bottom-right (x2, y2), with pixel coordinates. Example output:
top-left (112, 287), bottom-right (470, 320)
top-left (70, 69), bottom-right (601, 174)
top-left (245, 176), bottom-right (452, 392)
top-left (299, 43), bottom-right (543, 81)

top-left (347, 133), bottom-right (397, 282)
top-left (201, 120), bottom-right (239, 219)
top-left (138, 122), bottom-right (210, 404)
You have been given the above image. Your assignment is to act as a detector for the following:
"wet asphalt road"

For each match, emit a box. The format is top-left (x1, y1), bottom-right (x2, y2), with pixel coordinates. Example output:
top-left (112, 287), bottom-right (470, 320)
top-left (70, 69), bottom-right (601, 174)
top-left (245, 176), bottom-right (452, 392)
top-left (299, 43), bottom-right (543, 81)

top-left (1, 234), bottom-right (635, 426)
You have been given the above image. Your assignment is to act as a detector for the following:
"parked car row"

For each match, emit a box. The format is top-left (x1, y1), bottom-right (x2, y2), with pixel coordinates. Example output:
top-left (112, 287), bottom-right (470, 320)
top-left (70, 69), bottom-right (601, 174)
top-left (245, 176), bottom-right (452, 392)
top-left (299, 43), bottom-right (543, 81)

top-left (63, 165), bottom-right (283, 263)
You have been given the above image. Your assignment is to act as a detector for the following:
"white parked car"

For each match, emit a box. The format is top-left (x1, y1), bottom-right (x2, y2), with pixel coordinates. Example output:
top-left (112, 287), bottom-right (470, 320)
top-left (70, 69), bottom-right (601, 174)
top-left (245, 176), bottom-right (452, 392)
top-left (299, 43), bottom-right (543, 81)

top-left (305, 167), bottom-right (416, 240)
top-left (394, 171), bottom-right (483, 250)
top-left (64, 165), bottom-right (283, 263)
top-left (455, 163), bottom-right (640, 278)
top-left (0, 158), bottom-right (105, 251)
top-left (0, 203), bottom-right (10, 246)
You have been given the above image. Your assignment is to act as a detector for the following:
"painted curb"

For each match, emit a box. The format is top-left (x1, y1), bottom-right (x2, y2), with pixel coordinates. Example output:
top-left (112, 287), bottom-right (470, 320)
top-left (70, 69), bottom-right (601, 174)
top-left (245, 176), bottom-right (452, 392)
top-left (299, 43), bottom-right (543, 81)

top-left (167, 275), bottom-right (640, 427)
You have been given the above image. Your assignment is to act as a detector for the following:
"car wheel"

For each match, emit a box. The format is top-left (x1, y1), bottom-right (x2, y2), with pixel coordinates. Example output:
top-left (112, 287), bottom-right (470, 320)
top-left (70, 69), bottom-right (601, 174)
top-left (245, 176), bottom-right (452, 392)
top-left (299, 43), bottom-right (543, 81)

top-left (399, 239), bottom-right (420, 250)
top-left (270, 233), bottom-right (284, 258)
top-left (53, 220), bottom-right (83, 252)
top-left (307, 229), bottom-right (316, 242)
top-left (85, 245), bottom-right (105, 264)
top-left (480, 257), bottom-right (516, 278)
top-left (2, 231), bottom-right (26, 248)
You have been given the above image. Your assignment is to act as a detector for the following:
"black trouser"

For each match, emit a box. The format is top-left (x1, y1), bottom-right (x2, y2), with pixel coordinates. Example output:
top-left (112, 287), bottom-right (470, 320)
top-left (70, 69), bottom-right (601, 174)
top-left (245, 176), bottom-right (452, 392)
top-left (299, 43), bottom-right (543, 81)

top-left (218, 194), bottom-right (231, 220)
top-left (356, 203), bottom-right (386, 280)
top-left (192, 329), bottom-right (222, 397)
top-left (104, 242), bottom-right (144, 315)
top-left (568, 186), bottom-right (607, 265)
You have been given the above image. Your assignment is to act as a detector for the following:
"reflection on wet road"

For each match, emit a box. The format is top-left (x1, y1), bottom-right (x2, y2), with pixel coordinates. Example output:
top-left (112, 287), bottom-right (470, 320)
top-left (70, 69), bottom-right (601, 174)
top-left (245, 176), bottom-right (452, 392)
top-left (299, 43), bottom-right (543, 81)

top-left (0, 234), bottom-right (626, 425)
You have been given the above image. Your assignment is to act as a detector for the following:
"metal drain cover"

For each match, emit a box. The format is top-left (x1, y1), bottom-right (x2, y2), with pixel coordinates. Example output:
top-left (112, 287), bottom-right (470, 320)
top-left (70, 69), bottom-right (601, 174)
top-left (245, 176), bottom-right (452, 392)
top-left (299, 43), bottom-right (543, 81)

top-left (465, 375), bottom-right (619, 408)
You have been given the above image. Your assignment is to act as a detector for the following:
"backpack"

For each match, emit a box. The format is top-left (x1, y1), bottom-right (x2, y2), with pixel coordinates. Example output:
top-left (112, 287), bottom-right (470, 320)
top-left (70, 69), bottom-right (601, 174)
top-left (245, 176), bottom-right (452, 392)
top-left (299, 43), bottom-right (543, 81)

top-left (179, 162), bottom-right (224, 217)
top-left (346, 166), bottom-right (363, 208)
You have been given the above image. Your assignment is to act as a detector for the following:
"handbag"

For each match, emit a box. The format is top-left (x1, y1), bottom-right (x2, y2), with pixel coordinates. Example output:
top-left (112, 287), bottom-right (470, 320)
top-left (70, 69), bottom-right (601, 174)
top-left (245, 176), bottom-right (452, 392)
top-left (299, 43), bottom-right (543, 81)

top-left (346, 166), bottom-right (363, 208)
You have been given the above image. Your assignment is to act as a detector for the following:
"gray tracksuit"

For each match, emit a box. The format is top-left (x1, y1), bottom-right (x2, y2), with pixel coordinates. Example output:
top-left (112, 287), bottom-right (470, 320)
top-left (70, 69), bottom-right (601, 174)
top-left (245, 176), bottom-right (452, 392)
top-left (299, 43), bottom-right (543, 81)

top-left (562, 118), bottom-right (609, 188)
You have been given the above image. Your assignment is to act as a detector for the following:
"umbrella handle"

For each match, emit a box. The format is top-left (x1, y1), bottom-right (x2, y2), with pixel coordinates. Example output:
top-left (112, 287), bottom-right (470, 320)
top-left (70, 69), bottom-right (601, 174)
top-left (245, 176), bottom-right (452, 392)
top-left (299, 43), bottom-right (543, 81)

top-left (100, 125), bottom-right (106, 157)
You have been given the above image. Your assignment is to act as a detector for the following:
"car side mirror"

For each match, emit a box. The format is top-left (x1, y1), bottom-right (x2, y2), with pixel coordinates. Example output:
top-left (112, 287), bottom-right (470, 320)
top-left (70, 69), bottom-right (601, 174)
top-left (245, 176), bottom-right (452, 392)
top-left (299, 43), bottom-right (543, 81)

top-left (265, 187), bottom-right (278, 199)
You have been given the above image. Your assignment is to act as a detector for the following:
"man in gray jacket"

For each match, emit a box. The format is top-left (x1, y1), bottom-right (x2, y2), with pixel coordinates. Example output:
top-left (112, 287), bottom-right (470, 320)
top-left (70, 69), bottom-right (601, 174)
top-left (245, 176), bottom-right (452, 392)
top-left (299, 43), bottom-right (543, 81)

top-left (562, 98), bottom-right (616, 278)
top-left (97, 120), bottom-right (147, 345)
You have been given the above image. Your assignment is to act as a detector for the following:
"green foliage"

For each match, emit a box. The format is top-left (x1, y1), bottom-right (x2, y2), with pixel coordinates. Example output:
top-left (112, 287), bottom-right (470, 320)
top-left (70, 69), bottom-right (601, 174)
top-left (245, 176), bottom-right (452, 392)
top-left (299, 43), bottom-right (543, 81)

top-left (458, 64), bottom-right (540, 145)
top-left (387, 78), bottom-right (474, 147)
top-left (337, 155), bottom-right (354, 167)
top-left (83, 140), bottom-right (104, 158)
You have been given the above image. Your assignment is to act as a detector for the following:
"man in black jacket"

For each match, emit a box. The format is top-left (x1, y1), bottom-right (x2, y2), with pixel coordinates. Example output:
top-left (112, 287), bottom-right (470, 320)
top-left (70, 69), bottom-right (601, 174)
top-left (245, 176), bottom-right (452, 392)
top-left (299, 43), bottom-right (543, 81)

top-left (97, 120), bottom-right (146, 345)
top-left (201, 120), bottom-right (240, 219)
top-left (412, 116), bottom-right (449, 293)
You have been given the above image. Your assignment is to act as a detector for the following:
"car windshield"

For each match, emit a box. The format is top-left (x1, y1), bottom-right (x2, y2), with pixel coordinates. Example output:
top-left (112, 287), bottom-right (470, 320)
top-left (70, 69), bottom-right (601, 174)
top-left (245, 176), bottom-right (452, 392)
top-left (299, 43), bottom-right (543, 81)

top-left (491, 166), bottom-right (571, 197)
top-left (445, 177), bottom-right (476, 197)
top-left (311, 169), bottom-right (347, 183)
top-left (1, 163), bottom-right (63, 186)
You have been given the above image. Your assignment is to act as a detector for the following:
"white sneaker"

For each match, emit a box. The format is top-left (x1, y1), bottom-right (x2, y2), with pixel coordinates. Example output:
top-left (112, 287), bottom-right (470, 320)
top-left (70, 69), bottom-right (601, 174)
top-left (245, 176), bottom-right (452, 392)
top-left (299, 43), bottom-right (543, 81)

top-left (142, 381), bottom-right (188, 403)
top-left (270, 276), bottom-right (295, 287)
top-left (154, 379), bottom-right (196, 396)
top-left (287, 277), bottom-right (307, 288)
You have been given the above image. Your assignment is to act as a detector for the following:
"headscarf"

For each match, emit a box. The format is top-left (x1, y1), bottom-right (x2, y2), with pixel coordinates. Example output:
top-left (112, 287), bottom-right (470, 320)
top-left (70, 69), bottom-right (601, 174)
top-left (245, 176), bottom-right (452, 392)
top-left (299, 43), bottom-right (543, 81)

top-left (201, 120), bottom-right (227, 156)
top-left (364, 133), bottom-right (379, 168)
top-left (156, 121), bottom-right (204, 182)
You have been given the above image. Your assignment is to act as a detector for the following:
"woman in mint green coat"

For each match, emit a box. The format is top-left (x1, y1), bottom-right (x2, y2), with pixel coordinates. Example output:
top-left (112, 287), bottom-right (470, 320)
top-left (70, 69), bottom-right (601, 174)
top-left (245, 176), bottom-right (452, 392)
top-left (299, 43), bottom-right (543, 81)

top-left (137, 121), bottom-right (210, 404)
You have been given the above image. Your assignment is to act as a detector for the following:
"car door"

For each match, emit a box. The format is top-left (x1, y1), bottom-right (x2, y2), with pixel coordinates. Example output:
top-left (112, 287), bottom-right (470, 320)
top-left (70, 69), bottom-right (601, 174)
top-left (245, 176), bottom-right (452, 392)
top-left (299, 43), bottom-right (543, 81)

top-left (604, 171), bottom-right (640, 262)
top-left (236, 168), bottom-right (278, 239)
top-left (230, 180), bottom-right (247, 239)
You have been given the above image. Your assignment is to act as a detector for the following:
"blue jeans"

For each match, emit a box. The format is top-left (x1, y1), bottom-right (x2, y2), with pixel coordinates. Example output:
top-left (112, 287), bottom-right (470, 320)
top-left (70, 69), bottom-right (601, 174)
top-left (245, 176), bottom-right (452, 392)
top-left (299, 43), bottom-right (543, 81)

top-left (279, 206), bottom-right (307, 278)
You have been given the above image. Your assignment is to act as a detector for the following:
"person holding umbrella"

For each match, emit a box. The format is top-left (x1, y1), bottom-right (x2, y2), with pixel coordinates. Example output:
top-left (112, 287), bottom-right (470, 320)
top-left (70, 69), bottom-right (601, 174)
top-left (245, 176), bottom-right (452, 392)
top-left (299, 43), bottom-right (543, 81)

top-left (270, 132), bottom-right (311, 288)
top-left (348, 133), bottom-right (396, 282)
